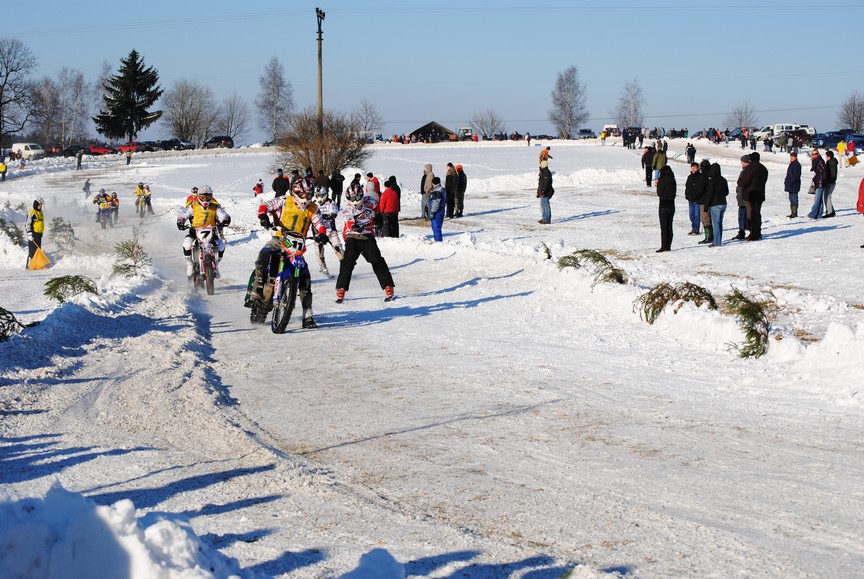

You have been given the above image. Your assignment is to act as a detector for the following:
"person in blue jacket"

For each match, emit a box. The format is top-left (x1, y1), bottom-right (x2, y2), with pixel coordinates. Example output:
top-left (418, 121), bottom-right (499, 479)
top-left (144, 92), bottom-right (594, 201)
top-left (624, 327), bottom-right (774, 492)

top-left (428, 176), bottom-right (446, 242)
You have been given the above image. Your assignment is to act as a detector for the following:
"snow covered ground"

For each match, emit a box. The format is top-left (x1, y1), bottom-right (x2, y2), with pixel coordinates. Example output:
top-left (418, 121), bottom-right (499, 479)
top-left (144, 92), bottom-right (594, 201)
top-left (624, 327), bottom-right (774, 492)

top-left (1, 139), bottom-right (862, 578)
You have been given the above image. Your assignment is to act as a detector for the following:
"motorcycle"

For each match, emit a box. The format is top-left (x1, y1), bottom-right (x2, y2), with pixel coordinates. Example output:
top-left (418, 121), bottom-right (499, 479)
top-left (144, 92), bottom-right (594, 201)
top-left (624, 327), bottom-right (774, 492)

top-left (189, 226), bottom-right (218, 295)
top-left (135, 194), bottom-right (152, 218)
top-left (97, 199), bottom-right (113, 229)
top-left (247, 235), bottom-right (306, 334)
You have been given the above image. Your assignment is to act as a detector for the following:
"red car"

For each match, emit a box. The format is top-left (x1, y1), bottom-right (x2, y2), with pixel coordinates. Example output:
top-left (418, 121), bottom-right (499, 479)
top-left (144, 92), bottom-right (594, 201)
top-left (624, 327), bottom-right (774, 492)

top-left (88, 144), bottom-right (117, 155)
top-left (117, 141), bottom-right (154, 153)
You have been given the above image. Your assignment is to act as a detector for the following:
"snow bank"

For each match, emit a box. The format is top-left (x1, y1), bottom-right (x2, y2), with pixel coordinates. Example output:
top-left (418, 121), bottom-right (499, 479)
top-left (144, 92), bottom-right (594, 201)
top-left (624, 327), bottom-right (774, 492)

top-left (0, 484), bottom-right (246, 579)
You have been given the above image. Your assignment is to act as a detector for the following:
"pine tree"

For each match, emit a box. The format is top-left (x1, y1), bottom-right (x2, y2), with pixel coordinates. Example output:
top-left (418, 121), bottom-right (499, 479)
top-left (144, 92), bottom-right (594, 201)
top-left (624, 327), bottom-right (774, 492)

top-left (93, 50), bottom-right (163, 141)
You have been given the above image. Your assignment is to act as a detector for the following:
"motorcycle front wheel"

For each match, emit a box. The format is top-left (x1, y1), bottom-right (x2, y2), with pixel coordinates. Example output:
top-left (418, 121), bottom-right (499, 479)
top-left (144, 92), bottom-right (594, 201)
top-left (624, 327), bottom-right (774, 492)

top-left (271, 275), bottom-right (297, 334)
top-left (203, 253), bottom-right (216, 295)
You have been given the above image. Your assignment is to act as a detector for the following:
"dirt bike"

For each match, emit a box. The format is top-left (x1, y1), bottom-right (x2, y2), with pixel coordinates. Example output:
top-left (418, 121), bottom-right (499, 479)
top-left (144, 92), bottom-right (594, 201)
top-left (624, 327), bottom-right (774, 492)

top-left (247, 235), bottom-right (307, 334)
top-left (97, 201), bottom-right (113, 229)
top-left (136, 194), bottom-right (151, 218)
top-left (189, 226), bottom-right (218, 295)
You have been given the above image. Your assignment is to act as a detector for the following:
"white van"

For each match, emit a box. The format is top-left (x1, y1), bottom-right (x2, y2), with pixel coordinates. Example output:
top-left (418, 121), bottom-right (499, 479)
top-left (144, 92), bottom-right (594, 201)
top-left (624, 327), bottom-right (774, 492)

top-left (11, 143), bottom-right (46, 160)
top-left (753, 124), bottom-right (800, 141)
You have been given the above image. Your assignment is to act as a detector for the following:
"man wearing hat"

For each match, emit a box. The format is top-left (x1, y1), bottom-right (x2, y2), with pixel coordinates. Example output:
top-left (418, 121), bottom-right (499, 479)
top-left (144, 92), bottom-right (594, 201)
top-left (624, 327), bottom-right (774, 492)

top-left (539, 146), bottom-right (552, 165)
top-left (455, 164), bottom-right (467, 218)
top-left (784, 151), bottom-right (802, 218)
top-left (738, 152), bottom-right (769, 240)
top-left (732, 155), bottom-right (752, 240)
top-left (272, 168), bottom-right (290, 198)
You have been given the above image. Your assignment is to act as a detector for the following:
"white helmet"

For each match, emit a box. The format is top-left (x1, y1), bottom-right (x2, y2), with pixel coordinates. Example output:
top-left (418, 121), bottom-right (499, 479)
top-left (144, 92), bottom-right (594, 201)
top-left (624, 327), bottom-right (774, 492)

top-left (292, 178), bottom-right (314, 209)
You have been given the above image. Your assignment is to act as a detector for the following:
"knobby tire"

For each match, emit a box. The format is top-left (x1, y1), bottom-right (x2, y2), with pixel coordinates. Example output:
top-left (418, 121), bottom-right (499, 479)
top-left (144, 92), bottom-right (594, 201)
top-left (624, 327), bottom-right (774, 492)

top-left (203, 253), bottom-right (215, 295)
top-left (271, 276), bottom-right (297, 334)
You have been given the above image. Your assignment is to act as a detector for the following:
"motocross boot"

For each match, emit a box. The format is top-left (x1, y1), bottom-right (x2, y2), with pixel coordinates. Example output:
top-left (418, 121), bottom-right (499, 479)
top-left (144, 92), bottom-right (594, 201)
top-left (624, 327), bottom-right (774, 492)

top-left (184, 255), bottom-right (194, 277)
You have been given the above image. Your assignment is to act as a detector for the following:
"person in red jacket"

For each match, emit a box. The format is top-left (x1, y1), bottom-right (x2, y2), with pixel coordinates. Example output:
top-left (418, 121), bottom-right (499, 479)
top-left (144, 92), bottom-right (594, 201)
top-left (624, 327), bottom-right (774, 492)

top-left (858, 177), bottom-right (864, 248)
top-left (253, 179), bottom-right (263, 196)
top-left (379, 177), bottom-right (400, 237)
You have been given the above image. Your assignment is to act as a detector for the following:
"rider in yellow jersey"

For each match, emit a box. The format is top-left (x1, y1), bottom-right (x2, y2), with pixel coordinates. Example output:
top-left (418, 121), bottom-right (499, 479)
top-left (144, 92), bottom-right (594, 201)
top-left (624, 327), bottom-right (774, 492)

top-left (176, 185), bottom-right (231, 277)
top-left (251, 176), bottom-right (328, 328)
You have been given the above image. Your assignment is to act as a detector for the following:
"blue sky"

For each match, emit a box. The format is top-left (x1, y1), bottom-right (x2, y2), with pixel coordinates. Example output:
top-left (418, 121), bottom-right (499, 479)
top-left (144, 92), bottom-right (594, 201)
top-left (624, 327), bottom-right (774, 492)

top-left (9, 1), bottom-right (863, 143)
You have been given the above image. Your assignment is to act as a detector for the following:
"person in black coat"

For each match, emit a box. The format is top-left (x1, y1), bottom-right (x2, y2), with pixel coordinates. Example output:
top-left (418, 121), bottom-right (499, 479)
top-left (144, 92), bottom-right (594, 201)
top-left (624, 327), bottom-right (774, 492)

top-left (641, 146), bottom-right (655, 187)
top-left (272, 168), bottom-right (290, 198)
top-left (784, 151), bottom-right (802, 218)
top-left (705, 163), bottom-right (729, 247)
top-left (455, 165), bottom-right (468, 217)
top-left (823, 150), bottom-right (838, 218)
top-left (330, 169), bottom-right (345, 208)
top-left (738, 151), bottom-right (768, 240)
top-left (656, 164), bottom-right (676, 252)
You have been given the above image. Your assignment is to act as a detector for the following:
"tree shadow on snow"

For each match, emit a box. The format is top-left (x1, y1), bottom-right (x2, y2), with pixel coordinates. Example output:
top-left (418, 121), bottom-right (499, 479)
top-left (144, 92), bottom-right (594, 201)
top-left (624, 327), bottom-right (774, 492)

top-left (406, 552), bottom-right (576, 578)
top-left (86, 463), bottom-right (276, 510)
top-left (762, 222), bottom-right (851, 239)
top-left (0, 433), bottom-right (151, 484)
top-left (555, 208), bottom-right (621, 223)
top-left (468, 205), bottom-right (531, 217)
top-left (245, 548), bottom-right (326, 576)
top-left (317, 291), bottom-right (532, 331)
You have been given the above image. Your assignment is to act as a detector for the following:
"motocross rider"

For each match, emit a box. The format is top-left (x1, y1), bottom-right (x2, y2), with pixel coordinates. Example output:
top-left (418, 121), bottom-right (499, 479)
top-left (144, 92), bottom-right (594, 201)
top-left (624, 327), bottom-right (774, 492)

top-left (134, 182), bottom-right (155, 215)
top-left (313, 187), bottom-right (344, 276)
top-left (92, 188), bottom-right (112, 221)
top-left (110, 192), bottom-right (120, 225)
top-left (176, 185), bottom-right (231, 278)
top-left (251, 176), bottom-right (328, 329)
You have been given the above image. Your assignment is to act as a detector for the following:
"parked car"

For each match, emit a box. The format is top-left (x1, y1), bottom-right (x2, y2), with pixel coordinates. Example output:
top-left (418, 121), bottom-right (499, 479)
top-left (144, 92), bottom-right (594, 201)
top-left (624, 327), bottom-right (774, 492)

top-left (11, 142), bottom-right (46, 160)
top-left (576, 129), bottom-right (597, 139)
top-left (141, 141), bottom-right (161, 151)
top-left (88, 144), bottom-right (117, 155)
top-left (773, 129), bottom-right (810, 147)
top-left (118, 141), bottom-right (156, 153)
top-left (160, 138), bottom-right (195, 150)
top-left (61, 145), bottom-right (85, 157)
top-left (203, 136), bottom-right (234, 149)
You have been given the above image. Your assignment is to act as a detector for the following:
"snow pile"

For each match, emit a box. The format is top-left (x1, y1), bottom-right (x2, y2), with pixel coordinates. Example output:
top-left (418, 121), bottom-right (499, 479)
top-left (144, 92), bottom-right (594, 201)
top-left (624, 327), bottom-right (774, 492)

top-left (0, 484), bottom-right (246, 579)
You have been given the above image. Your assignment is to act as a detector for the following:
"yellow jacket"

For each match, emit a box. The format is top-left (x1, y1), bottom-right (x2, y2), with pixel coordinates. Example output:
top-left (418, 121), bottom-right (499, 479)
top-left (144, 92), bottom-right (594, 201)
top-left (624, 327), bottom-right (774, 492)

top-left (838, 141), bottom-right (847, 154)
top-left (27, 209), bottom-right (44, 234)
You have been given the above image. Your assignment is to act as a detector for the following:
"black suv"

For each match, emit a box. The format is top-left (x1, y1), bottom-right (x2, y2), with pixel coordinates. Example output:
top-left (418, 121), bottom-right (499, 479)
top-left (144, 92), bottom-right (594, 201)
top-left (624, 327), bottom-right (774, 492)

top-left (203, 136), bottom-right (234, 149)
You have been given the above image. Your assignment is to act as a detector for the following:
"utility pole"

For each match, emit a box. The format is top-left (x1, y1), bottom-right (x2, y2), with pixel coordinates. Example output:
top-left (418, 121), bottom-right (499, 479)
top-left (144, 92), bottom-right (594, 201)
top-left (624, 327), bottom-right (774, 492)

top-left (316, 7), bottom-right (326, 137)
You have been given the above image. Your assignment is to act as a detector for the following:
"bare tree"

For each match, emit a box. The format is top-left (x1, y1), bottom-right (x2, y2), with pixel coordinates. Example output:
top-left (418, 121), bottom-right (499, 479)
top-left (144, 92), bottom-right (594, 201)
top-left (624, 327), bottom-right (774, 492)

top-left (548, 66), bottom-right (589, 139)
top-left (723, 101), bottom-right (758, 130)
top-left (273, 106), bottom-right (372, 175)
top-left (58, 68), bottom-right (89, 145)
top-left (255, 56), bottom-right (294, 142)
top-left (213, 93), bottom-right (250, 142)
top-left (615, 79), bottom-right (645, 129)
top-left (0, 37), bottom-right (38, 141)
top-left (470, 109), bottom-right (506, 139)
top-left (351, 99), bottom-right (383, 133)
top-left (838, 91), bottom-right (864, 133)
top-left (31, 77), bottom-right (61, 144)
top-left (161, 79), bottom-right (217, 146)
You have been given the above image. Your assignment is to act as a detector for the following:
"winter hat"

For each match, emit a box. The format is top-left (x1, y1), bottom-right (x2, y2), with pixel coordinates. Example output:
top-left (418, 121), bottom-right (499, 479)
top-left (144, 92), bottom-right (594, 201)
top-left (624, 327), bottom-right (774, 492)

top-left (740, 155), bottom-right (751, 163)
top-left (540, 160), bottom-right (548, 168)
top-left (354, 173), bottom-right (362, 179)
top-left (750, 152), bottom-right (760, 162)
top-left (455, 165), bottom-right (463, 170)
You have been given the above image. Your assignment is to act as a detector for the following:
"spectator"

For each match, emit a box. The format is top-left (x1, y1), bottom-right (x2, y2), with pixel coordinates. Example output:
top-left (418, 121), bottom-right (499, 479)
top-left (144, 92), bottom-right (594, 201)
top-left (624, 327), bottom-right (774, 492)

top-left (272, 168), bottom-right (290, 198)
top-left (807, 149), bottom-right (827, 220)
top-left (823, 150), bottom-right (838, 218)
top-left (380, 177), bottom-right (400, 238)
top-left (641, 146), bottom-right (655, 187)
top-left (365, 172), bottom-right (381, 202)
top-left (82, 178), bottom-right (91, 198)
top-left (253, 179), bottom-right (264, 196)
top-left (705, 163), bottom-right (729, 247)
top-left (0, 157), bottom-right (6, 182)
top-left (684, 162), bottom-right (703, 236)
top-left (316, 170), bottom-right (330, 197)
top-left (838, 139), bottom-right (848, 168)
top-left (455, 164), bottom-right (467, 218)
top-left (538, 146), bottom-right (552, 165)
top-left (732, 155), bottom-right (752, 240)
top-left (784, 151), bottom-right (802, 218)
top-left (741, 152), bottom-right (768, 240)
top-left (75, 148), bottom-right (84, 170)
top-left (655, 165), bottom-right (676, 252)
top-left (330, 168), bottom-right (345, 207)
top-left (444, 162), bottom-right (458, 218)
top-left (428, 176), bottom-right (446, 241)
top-left (25, 198), bottom-right (46, 269)
top-left (651, 145), bottom-right (668, 185)
top-left (537, 160), bottom-right (554, 224)
top-left (125, 149), bottom-right (133, 165)
top-left (421, 164), bottom-right (435, 220)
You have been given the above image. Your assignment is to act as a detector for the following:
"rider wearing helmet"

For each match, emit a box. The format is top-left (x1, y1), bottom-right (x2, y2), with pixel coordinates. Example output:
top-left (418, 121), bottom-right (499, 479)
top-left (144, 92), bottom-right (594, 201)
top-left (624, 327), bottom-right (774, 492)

top-left (177, 185), bottom-right (231, 278)
top-left (25, 198), bottom-right (45, 269)
top-left (312, 186), bottom-right (344, 276)
top-left (334, 174), bottom-right (395, 303)
top-left (110, 192), bottom-right (120, 225)
top-left (251, 175), bottom-right (328, 328)
top-left (92, 188), bottom-right (113, 222)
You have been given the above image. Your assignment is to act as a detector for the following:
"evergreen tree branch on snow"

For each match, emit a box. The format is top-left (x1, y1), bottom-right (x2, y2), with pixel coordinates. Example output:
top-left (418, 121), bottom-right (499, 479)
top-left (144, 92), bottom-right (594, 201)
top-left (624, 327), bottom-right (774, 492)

top-left (0, 306), bottom-right (35, 342)
top-left (93, 49), bottom-right (163, 142)
top-left (112, 227), bottom-right (151, 278)
top-left (634, 282), bottom-right (718, 325)
top-left (43, 275), bottom-right (98, 304)
top-left (0, 217), bottom-right (25, 246)
top-left (724, 288), bottom-right (776, 359)
top-left (557, 249), bottom-right (627, 287)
